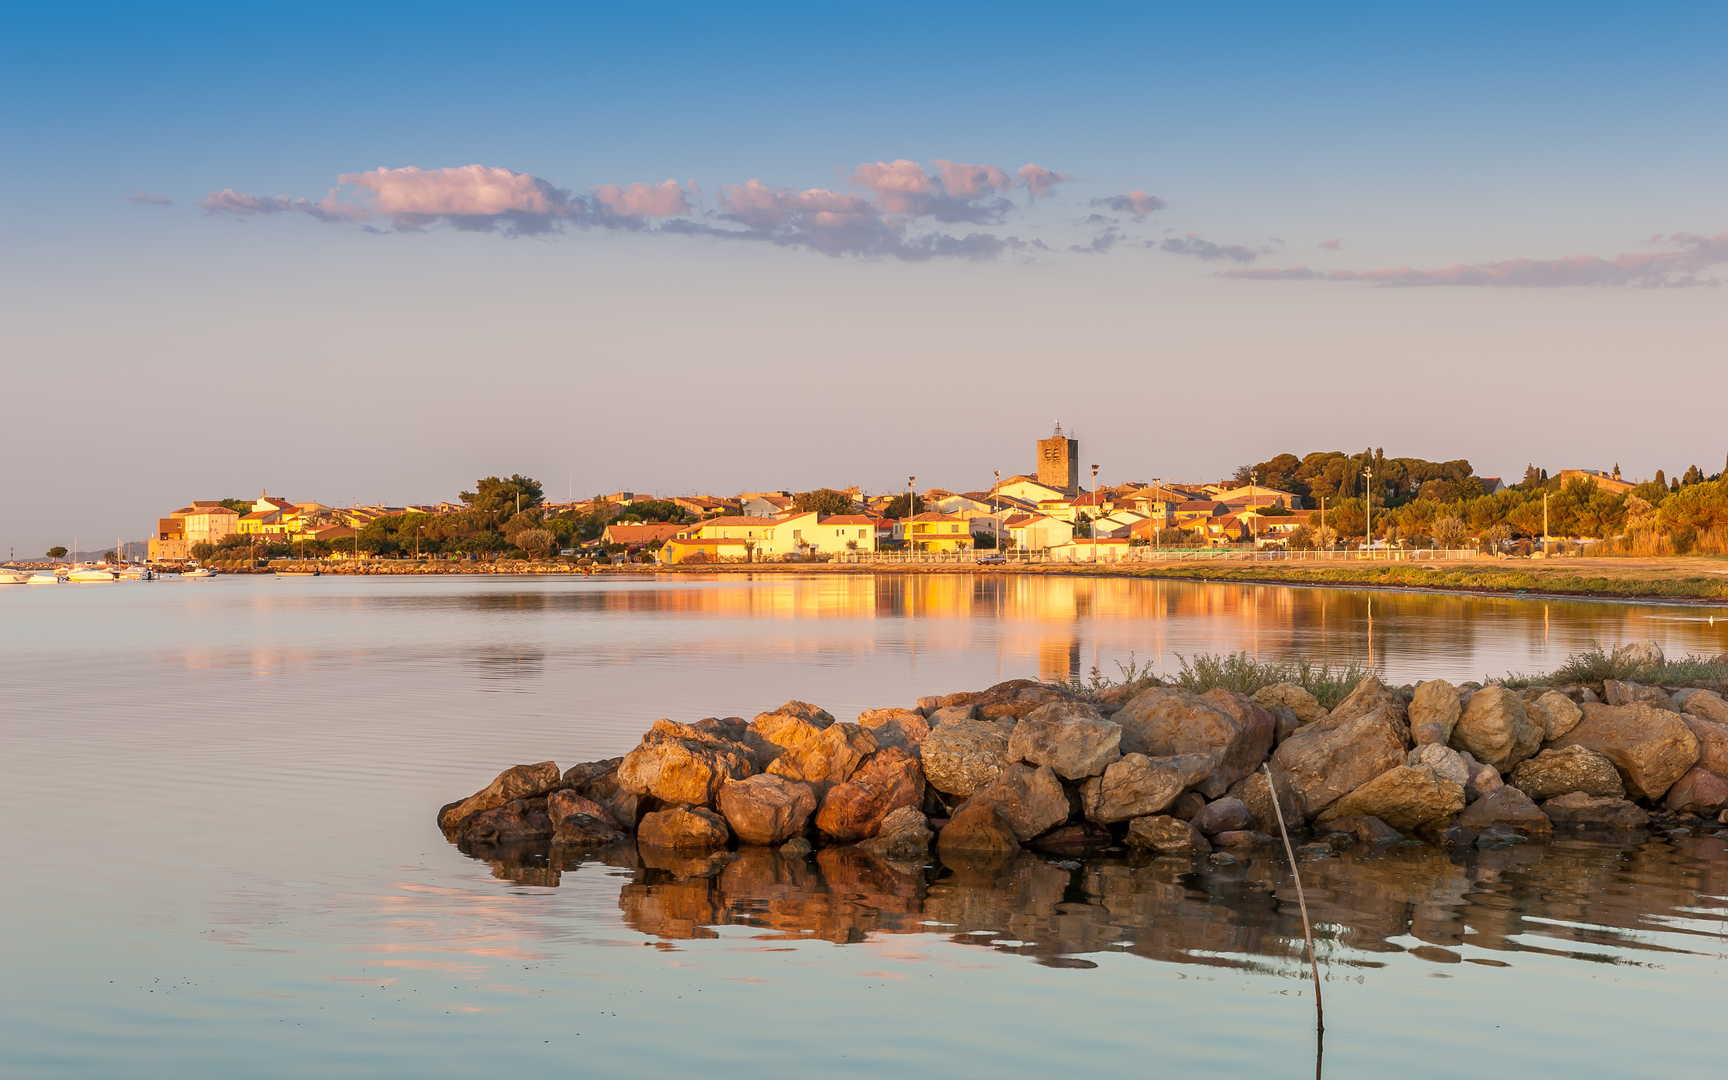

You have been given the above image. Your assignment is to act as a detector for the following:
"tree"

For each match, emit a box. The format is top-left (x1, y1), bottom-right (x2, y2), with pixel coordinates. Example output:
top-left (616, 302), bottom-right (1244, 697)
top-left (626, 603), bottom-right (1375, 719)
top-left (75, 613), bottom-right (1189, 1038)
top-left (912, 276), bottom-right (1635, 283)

top-left (1682, 464), bottom-right (1705, 487)
top-left (1431, 516), bottom-right (1468, 549)
top-left (792, 488), bottom-right (855, 516)
top-left (511, 528), bottom-right (556, 559)
top-left (615, 500), bottom-right (693, 524)
top-left (46, 546), bottom-right (67, 559)
top-left (881, 493), bottom-right (915, 519)
top-left (460, 475), bottom-right (544, 524)
top-left (189, 543), bottom-right (214, 561)
top-left (218, 498), bottom-right (252, 513)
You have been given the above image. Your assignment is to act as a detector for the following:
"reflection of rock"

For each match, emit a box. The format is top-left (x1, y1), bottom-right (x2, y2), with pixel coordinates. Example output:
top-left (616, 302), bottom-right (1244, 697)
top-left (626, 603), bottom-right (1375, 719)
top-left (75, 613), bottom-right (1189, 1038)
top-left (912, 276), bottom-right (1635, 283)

top-left (938, 803), bottom-right (1021, 856)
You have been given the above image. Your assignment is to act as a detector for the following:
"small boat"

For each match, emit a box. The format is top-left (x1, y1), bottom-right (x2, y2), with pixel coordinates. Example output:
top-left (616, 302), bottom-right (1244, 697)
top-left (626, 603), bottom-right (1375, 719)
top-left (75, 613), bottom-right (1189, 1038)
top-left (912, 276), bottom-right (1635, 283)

top-left (181, 568), bottom-right (217, 579)
top-left (0, 570), bottom-right (28, 585)
top-left (118, 566), bottom-right (154, 580)
top-left (27, 572), bottom-right (61, 584)
top-left (68, 567), bottom-right (118, 582)
top-left (275, 569), bottom-right (321, 577)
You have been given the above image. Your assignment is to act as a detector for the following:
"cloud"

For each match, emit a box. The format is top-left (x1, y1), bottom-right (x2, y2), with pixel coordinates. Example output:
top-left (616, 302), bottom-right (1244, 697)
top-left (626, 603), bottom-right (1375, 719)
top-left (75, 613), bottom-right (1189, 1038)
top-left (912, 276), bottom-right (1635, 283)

top-left (1319, 238), bottom-right (1343, 251)
top-left (1091, 191), bottom-right (1166, 219)
top-left (1157, 234), bottom-right (1260, 263)
top-left (128, 192), bottom-right (174, 206)
top-left (591, 179), bottom-right (692, 217)
top-left (1017, 163), bottom-right (1068, 200)
top-left (199, 188), bottom-right (366, 223)
top-left (848, 158), bottom-right (1013, 224)
top-left (714, 177), bottom-right (1022, 260)
top-left (1224, 231), bottom-right (1728, 287)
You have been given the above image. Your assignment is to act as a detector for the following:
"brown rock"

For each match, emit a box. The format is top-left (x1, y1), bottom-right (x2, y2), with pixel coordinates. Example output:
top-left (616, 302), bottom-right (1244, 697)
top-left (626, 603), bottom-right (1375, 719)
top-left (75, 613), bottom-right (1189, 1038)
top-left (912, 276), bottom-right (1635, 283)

top-left (1170, 791), bottom-right (1208, 821)
top-left (749, 710), bottom-right (831, 760)
top-left (921, 718), bottom-right (1012, 798)
top-left (1007, 700), bottom-right (1122, 779)
top-left (438, 761), bottom-right (562, 832)
top-left (1451, 685), bottom-right (1542, 771)
top-left (639, 806), bottom-right (731, 850)
top-left (1315, 765), bottom-right (1465, 832)
top-left (814, 746), bottom-right (924, 842)
top-left (618, 721), bottom-right (754, 806)
top-left (857, 707), bottom-right (931, 749)
top-left (1268, 706), bottom-right (1406, 817)
top-left (1680, 714), bottom-right (1728, 774)
top-left (1528, 691), bottom-right (1583, 741)
top-left (1080, 752), bottom-right (1215, 824)
top-left (766, 722), bottom-right (877, 791)
top-left (1551, 702), bottom-right (1700, 801)
top-left (1406, 743), bottom-right (1469, 786)
top-left (1457, 786), bottom-right (1551, 838)
top-left (1603, 680), bottom-right (1674, 708)
top-left (1125, 814), bottom-right (1211, 854)
top-left (1324, 814), bottom-right (1403, 847)
top-left (1409, 680), bottom-right (1462, 746)
top-left (1214, 829), bottom-right (1274, 849)
top-left (937, 803), bottom-right (1021, 856)
top-left (1543, 792), bottom-right (1650, 831)
top-left (550, 813), bottom-right (625, 848)
top-left (1251, 682), bottom-right (1327, 726)
top-left (1327, 676), bottom-right (1409, 735)
top-left (963, 762), bottom-right (1070, 841)
top-left (460, 796), bottom-right (553, 844)
top-left (717, 774), bottom-right (818, 846)
top-left (857, 806), bottom-right (932, 862)
top-left (1191, 797), bottom-right (1253, 836)
top-left (1113, 687), bottom-right (1273, 797)
top-left (1227, 769), bottom-right (1305, 835)
top-left (548, 788), bottom-right (615, 828)
top-left (930, 704), bottom-right (978, 725)
top-left (1508, 746), bottom-right (1625, 800)
top-left (1681, 689), bottom-right (1728, 725)
top-left (575, 761), bottom-right (642, 831)
top-left (1663, 767), bottom-right (1728, 814)
top-left (1460, 753), bottom-right (1504, 802)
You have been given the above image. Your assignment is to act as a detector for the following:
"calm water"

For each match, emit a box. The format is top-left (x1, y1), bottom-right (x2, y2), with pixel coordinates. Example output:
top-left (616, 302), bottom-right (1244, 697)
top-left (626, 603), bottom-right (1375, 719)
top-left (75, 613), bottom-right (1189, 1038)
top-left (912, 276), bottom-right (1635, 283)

top-left (3, 574), bottom-right (1727, 1078)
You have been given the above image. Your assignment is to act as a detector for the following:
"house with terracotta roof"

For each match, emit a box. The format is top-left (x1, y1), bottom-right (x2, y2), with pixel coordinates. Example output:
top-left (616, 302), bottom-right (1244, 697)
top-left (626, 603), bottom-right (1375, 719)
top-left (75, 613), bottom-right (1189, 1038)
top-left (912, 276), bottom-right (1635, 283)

top-left (902, 512), bottom-right (972, 553)
top-left (991, 475), bottom-right (1070, 506)
top-left (1046, 537), bottom-right (1133, 562)
top-left (657, 537), bottom-right (752, 565)
top-left (602, 522), bottom-right (688, 549)
top-left (1004, 513), bottom-right (1073, 552)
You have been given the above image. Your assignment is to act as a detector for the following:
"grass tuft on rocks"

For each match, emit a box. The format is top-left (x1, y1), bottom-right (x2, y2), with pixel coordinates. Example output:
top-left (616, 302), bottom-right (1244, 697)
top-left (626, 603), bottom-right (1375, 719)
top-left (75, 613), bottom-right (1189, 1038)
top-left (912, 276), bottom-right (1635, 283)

top-left (1169, 652), bottom-right (1371, 709)
top-left (1498, 646), bottom-right (1728, 689)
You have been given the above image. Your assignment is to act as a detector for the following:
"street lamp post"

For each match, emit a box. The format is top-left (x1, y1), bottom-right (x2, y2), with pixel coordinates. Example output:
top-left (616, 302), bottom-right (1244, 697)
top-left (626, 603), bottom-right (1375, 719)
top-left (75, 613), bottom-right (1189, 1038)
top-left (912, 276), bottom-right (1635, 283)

top-left (1362, 465), bottom-right (1375, 557)
top-left (1089, 464), bottom-right (1100, 563)
top-left (1542, 491), bottom-right (1550, 551)
top-left (907, 475), bottom-right (917, 553)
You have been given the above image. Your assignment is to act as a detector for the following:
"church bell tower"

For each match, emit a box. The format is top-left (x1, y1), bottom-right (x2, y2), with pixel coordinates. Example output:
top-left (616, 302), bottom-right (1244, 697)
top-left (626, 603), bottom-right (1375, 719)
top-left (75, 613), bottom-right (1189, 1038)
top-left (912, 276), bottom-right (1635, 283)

top-left (1036, 423), bottom-right (1079, 495)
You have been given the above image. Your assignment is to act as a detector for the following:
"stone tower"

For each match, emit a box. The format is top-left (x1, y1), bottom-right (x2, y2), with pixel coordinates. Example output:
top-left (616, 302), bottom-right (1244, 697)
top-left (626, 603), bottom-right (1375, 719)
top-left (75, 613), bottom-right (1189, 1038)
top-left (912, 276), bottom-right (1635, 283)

top-left (1036, 424), bottom-right (1079, 495)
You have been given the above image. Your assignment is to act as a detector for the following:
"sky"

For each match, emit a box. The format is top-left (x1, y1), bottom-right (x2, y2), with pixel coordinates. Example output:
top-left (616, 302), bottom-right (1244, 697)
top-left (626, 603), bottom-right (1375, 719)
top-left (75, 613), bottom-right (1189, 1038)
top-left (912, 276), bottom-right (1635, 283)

top-left (3, 2), bottom-right (1727, 555)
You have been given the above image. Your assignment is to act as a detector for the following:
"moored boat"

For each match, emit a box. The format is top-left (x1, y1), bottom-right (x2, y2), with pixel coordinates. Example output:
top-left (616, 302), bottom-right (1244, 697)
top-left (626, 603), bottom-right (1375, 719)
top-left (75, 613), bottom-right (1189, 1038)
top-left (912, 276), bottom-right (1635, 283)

top-left (27, 572), bottom-right (62, 584)
top-left (0, 570), bottom-right (28, 585)
top-left (118, 566), bottom-right (153, 580)
top-left (274, 569), bottom-right (321, 577)
top-left (68, 567), bottom-right (119, 582)
top-left (181, 568), bottom-right (217, 579)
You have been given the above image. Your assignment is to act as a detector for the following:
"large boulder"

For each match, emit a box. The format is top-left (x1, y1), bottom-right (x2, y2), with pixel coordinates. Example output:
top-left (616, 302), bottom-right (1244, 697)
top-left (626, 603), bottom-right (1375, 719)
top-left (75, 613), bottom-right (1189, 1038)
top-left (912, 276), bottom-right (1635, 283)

top-left (718, 774), bottom-right (818, 846)
top-left (1450, 686), bottom-right (1541, 771)
top-left (438, 761), bottom-right (561, 832)
top-left (1227, 769), bottom-right (1305, 835)
top-left (1409, 680), bottom-right (1462, 746)
top-left (1682, 690), bottom-right (1728, 726)
top-left (1663, 767), bottom-right (1728, 814)
top-left (936, 803), bottom-right (1021, 857)
top-left (1251, 683), bottom-right (1327, 727)
top-left (561, 757), bottom-right (640, 830)
top-left (1543, 792), bottom-right (1649, 831)
top-left (1680, 715), bottom-right (1728, 774)
top-left (1327, 676), bottom-right (1408, 734)
top-left (1125, 815), bottom-right (1211, 855)
top-left (1603, 681), bottom-right (1673, 708)
top-left (1508, 746), bottom-right (1625, 800)
top-left (1527, 691), bottom-right (1583, 741)
top-left (921, 718), bottom-right (1013, 798)
top-left (1611, 641), bottom-right (1664, 669)
top-left (550, 812), bottom-right (626, 848)
top-left (618, 721), bottom-right (755, 806)
top-left (1268, 706), bottom-right (1406, 817)
top-left (1080, 752), bottom-right (1216, 824)
top-left (856, 707), bottom-right (931, 749)
top-left (1008, 700), bottom-right (1122, 779)
top-left (1113, 687), bottom-right (1273, 797)
top-left (962, 763), bottom-right (1070, 841)
top-left (1459, 752), bottom-right (1504, 801)
top-left (547, 788), bottom-right (616, 830)
top-left (929, 679), bottom-right (1076, 721)
top-left (765, 722), bottom-right (877, 791)
top-left (749, 707), bottom-right (833, 761)
top-left (1314, 765), bottom-right (1465, 833)
top-left (1551, 703), bottom-right (1700, 801)
top-left (1457, 786), bottom-right (1551, 838)
top-left (857, 806), bottom-right (932, 863)
top-left (814, 747), bottom-right (924, 842)
top-left (638, 806), bottom-right (731, 850)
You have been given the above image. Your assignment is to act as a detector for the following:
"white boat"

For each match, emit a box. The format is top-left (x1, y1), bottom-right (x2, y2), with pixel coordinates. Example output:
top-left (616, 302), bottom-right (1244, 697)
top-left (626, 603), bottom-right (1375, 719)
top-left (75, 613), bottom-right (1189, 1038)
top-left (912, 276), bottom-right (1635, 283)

top-left (118, 566), bottom-right (153, 580)
top-left (68, 567), bottom-right (118, 582)
top-left (181, 568), bottom-right (217, 579)
top-left (27, 572), bottom-right (61, 584)
top-left (0, 570), bottom-right (28, 585)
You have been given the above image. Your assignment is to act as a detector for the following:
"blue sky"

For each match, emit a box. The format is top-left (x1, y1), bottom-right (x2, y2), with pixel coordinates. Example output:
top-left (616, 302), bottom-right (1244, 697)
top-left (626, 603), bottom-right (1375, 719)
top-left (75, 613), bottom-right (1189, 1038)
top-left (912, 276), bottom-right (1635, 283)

top-left (3, 3), bottom-right (1726, 553)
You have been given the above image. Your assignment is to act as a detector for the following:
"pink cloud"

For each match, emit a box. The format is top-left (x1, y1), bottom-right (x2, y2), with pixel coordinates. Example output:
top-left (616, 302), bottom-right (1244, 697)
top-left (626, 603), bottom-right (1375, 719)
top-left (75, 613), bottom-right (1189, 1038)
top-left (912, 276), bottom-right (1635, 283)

top-left (336, 164), bottom-right (567, 218)
top-left (1017, 163), bottom-right (1068, 199)
top-left (128, 192), bottom-right (174, 206)
top-left (721, 179), bottom-right (875, 229)
top-left (850, 160), bottom-right (935, 214)
top-left (933, 160), bottom-right (1011, 198)
top-left (592, 179), bottom-right (692, 217)
top-left (1090, 190), bottom-right (1166, 218)
top-left (1224, 231), bottom-right (1728, 287)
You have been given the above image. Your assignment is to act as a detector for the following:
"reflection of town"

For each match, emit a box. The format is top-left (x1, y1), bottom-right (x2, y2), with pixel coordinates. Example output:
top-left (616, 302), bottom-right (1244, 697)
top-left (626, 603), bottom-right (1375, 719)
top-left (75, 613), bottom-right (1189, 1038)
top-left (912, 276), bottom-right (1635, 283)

top-left (460, 837), bottom-right (1728, 975)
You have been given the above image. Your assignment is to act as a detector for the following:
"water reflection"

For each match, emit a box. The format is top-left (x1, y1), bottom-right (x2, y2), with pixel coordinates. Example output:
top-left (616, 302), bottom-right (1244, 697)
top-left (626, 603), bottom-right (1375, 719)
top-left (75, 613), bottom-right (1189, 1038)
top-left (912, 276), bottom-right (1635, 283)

top-left (457, 836), bottom-right (1728, 976)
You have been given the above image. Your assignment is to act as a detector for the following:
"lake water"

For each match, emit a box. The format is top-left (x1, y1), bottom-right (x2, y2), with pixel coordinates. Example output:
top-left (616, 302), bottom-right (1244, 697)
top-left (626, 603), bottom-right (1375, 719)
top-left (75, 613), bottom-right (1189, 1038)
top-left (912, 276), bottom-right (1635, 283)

top-left (3, 574), bottom-right (1727, 1078)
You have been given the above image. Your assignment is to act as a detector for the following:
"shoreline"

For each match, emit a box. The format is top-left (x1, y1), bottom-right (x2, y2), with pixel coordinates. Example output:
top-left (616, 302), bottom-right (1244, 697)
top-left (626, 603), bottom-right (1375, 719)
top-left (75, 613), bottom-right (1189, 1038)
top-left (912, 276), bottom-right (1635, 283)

top-left (233, 556), bottom-right (1728, 606)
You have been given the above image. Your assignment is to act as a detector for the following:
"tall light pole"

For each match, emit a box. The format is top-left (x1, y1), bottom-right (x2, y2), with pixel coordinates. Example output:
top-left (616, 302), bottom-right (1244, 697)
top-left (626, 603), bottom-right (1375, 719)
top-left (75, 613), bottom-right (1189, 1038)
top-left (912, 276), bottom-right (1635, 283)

top-left (1089, 464), bottom-right (1100, 563)
top-left (1542, 491), bottom-right (1550, 550)
top-left (1250, 469), bottom-right (1260, 547)
top-left (907, 475), bottom-right (917, 552)
top-left (1362, 465), bottom-right (1374, 555)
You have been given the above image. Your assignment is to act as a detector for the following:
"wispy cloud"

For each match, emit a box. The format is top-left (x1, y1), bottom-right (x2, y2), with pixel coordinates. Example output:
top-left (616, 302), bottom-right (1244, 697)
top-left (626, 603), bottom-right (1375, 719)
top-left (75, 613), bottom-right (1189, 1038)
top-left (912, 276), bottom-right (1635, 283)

top-left (1319, 238), bottom-right (1343, 251)
top-left (1091, 191), bottom-right (1166, 218)
top-left (1157, 233), bottom-right (1261, 263)
top-left (1017, 163), bottom-right (1067, 200)
top-left (1225, 232), bottom-right (1728, 287)
top-left (127, 192), bottom-right (174, 206)
top-left (849, 158), bottom-right (1013, 223)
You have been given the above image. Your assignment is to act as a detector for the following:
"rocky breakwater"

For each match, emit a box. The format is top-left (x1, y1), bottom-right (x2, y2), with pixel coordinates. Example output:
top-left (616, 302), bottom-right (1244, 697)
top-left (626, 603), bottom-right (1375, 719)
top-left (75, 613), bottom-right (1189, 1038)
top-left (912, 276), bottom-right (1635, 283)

top-left (437, 643), bottom-right (1728, 868)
